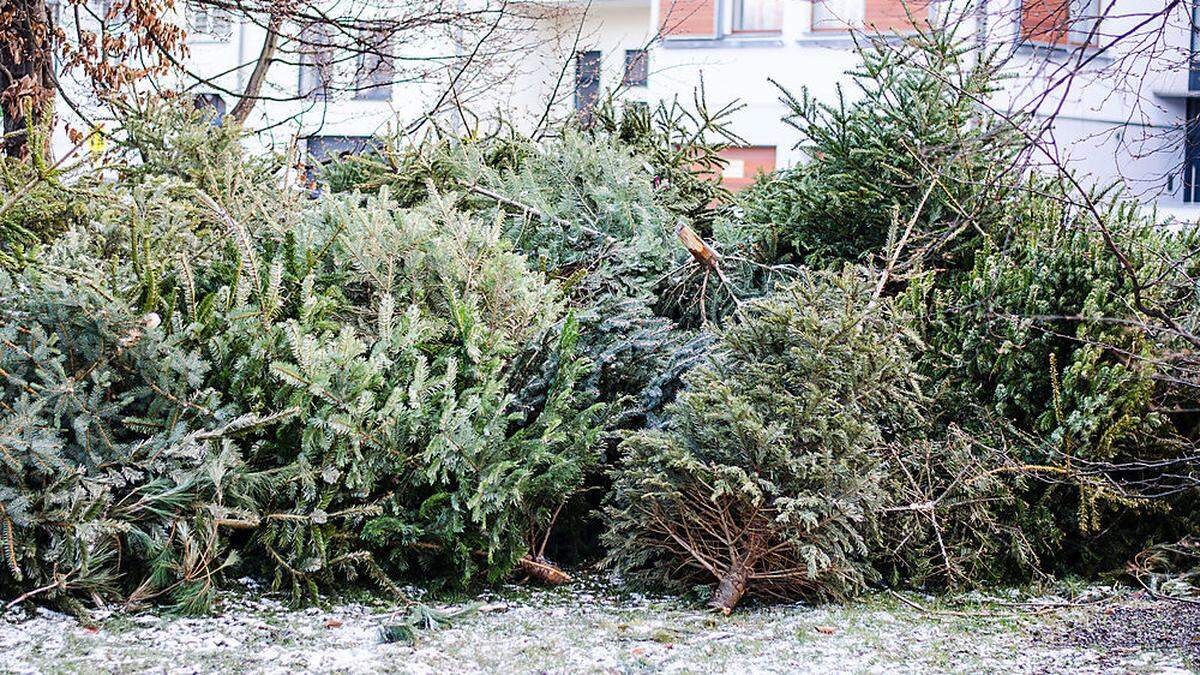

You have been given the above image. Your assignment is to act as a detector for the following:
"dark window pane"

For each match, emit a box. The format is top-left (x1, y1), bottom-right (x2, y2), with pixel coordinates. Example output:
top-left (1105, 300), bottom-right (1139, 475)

top-left (355, 31), bottom-right (394, 101)
top-left (1191, 0), bottom-right (1200, 90)
top-left (298, 24), bottom-right (334, 100)
top-left (575, 50), bottom-right (602, 124)
top-left (623, 50), bottom-right (648, 87)
top-left (192, 93), bottom-right (226, 125)
top-left (1186, 99), bottom-right (1200, 203)
top-left (306, 135), bottom-right (376, 162)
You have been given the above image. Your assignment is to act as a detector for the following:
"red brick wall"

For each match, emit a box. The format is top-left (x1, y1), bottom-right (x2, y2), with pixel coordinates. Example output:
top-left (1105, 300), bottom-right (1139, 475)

top-left (865, 0), bottom-right (930, 32)
top-left (1021, 0), bottom-right (1070, 44)
top-left (718, 146), bottom-right (777, 190)
top-left (659, 0), bottom-right (717, 37)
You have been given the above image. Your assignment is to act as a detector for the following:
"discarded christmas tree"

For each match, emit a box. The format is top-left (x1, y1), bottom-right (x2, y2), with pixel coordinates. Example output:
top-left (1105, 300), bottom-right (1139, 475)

top-left (604, 268), bottom-right (924, 612)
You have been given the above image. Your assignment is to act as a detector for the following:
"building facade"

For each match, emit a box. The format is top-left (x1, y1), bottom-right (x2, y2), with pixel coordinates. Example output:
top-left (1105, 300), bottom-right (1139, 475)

top-left (51, 0), bottom-right (1200, 212)
top-left (540, 0), bottom-right (1194, 209)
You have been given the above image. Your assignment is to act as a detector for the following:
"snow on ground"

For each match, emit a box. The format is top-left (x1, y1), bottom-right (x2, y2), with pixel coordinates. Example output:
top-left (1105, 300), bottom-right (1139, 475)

top-left (1, 577), bottom-right (1196, 674)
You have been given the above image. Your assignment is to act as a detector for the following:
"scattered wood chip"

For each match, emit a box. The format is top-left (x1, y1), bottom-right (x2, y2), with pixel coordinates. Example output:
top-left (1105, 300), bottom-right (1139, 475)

top-left (478, 602), bottom-right (509, 613)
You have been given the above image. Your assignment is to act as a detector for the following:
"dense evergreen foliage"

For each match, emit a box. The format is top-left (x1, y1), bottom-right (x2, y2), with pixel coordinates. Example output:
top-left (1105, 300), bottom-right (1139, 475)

top-left (0, 154), bottom-right (87, 269)
top-left (604, 268), bottom-right (924, 612)
top-left (0, 105), bottom-right (604, 610)
top-left (908, 187), bottom-right (1200, 571)
top-left (739, 29), bottom-right (1022, 269)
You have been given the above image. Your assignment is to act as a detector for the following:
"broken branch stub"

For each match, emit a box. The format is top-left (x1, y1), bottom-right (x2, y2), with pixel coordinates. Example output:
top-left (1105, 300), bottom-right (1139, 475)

top-left (676, 221), bottom-right (721, 270)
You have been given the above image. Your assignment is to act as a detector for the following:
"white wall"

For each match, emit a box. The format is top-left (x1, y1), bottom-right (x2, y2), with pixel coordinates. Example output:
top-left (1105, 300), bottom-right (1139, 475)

top-left (633, 0), bottom-right (1194, 207)
top-left (476, 2), bottom-right (657, 131)
top-left (983, 0), bottom-right (1191, 203)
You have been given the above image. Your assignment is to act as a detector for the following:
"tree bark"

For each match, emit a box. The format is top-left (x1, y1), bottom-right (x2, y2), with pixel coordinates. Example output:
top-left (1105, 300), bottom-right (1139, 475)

top-left (1, 0), bottom-right (55, 160)
top-left (407, 542), bottom-right (572, 585)
top-left (676, 221), bottom-right (721, 270)
top-left (516, 555), bottom-right (572, 585)
top-left (708, 557), bottom-right (751, 615)
top-left (228, 13), bottom-right (282, 126)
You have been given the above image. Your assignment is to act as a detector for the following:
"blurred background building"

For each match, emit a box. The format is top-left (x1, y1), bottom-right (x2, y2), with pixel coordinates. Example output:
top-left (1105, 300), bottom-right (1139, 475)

top-left (51, 0), bottom-right (1200, 214)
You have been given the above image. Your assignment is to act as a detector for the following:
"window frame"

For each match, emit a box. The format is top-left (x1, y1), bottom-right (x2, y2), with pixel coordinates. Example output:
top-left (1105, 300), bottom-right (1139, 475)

top-left (1067, 0), bottom-right (1101, 46)
top-left (731, 0), bottom-right (784, 34)
top-left (810, 0), bottom-right (861, 32)
top-left (1190, 0), bottom-right (1200, 91)
top-left (1185, 98), bottom-right (1200, 203)
top-left (186, 2), bottom-right (234, 43)
top-left (574, 50), bottom-right (602, 124)
top-left (1020, 0), bottom-right (1102, 47)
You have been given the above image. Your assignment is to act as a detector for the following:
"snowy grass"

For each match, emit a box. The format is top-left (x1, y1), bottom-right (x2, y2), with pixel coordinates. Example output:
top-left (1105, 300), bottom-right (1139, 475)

top-left (2, 577), bottom-right (1194, 674)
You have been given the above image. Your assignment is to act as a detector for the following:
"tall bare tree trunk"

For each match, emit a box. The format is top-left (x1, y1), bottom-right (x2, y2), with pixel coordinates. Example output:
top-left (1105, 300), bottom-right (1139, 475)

top-left (229, 13), bottom-right (282, 126)
top-left (1, 0), bottom-right (55, 160)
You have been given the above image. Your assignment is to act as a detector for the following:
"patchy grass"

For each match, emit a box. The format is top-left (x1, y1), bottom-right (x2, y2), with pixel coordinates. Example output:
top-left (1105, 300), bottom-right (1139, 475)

top-left (1, 578), bottom-right (1194, 674)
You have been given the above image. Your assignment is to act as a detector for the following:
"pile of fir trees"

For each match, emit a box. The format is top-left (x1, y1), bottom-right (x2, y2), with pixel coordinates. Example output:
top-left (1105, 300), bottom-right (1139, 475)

top-left (1, 28), bottom-right (1197, 617)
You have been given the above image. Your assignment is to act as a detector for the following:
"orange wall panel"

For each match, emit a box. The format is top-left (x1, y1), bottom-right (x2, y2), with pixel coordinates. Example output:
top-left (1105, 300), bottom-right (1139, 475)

top-left (1021, 0), bottom-right (1071, 45)
top-left (718, 146), bottom-right (777, 190)
top-left (865, 0), bottom-right (930, 32)
top-left (660, 0), bottom-right (717, 38)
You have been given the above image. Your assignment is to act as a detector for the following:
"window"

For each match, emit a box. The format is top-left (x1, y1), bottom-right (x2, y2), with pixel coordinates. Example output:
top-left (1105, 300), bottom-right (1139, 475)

top-left (187, 2), bottom-right (233, 42)
top-left (1186, 99), bottom-right (1200, 203)
top-left (1021, 0), bottom-right (1100, 45)
top-left (302, 135), bottom-right (378, 193)
top-left (306, 135), bottom-right (376, 162)
top-left (812, 0), bottom-right (863, 31)
top-left (86, 0), bottom-right (120, 29)
top-left (626, 100), bottom-right (650, 117)
top-left (90, 0), bottom-right (114, 21)
top-left (733, 0), bottom-right (783, 32)
top-left (575, 51), bottom-right (602, 125)
top-left (354, 32), bottom-right (394, 101)
top-left (298, 24), bottom-right (334, 100)
top-left (1067, 0), bottom-right (1100, 44)
top-left (623, 50), bottom-right (648, 87)
top-left (192, 93), bottom-right (226, 125)
top-left (48, 0), bottom-right (63, 70)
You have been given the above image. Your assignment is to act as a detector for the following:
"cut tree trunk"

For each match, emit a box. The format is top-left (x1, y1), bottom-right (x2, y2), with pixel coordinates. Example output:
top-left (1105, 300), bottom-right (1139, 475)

top-left (708, 558), bottom-right (752, 615)
top-left (407, 542), bottom-right (572, 585)
top-left (517, 555), bottom-right (572, 585)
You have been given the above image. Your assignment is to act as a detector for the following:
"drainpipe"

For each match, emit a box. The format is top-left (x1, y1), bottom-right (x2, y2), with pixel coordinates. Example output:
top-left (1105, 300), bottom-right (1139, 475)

top-left (237, 9), bottom-right (246, 90)
top-left (974, 0), bottom-right (989, 54)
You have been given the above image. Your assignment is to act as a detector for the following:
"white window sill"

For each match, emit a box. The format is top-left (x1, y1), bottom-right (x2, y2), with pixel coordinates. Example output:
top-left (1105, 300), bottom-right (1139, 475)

top-left (1014, 40), bottom-right (1113, 63)
top-left (660, 35), bottom-right (785, 49)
